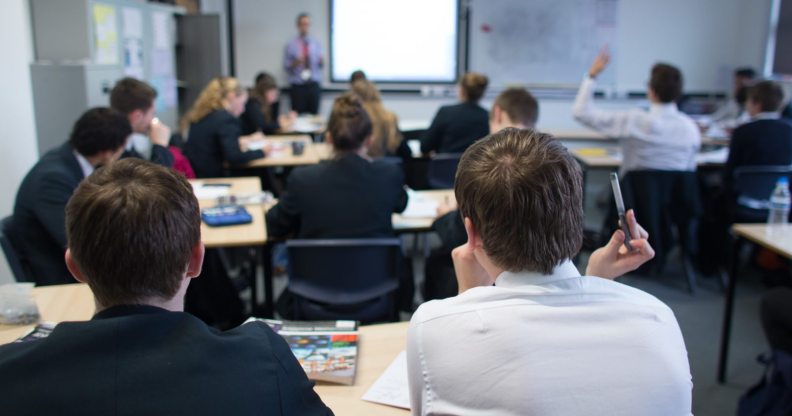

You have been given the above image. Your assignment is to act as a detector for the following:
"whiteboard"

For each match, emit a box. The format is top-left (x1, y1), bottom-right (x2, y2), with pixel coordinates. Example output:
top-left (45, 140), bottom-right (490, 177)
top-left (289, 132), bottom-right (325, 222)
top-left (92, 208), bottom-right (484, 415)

top-left (468, 0), bottom-right (619, 88)
top-left (330, 0), bottom-right (458, 82)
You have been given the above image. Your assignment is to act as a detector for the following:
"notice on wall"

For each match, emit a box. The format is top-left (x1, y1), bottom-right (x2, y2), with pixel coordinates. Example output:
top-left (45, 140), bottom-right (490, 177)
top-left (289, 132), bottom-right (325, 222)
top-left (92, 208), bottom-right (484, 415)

top-left (93, 3), bottom-right (119, 65)
top-left (122, 7), bottom-right (145, 79)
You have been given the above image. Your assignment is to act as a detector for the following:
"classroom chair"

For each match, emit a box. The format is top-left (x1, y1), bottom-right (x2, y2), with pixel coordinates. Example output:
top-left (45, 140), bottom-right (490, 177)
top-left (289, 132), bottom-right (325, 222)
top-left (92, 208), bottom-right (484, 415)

top-left (0, 217), bottom-right (30, 283)
top-left (427, 153), bottom-right (463, 189)
top-left (605, 170), bottom-right (702, 293)
top-left (732, 165), bottom-right (792, 223)
top-left (284, 238), bottom-right (401, 323)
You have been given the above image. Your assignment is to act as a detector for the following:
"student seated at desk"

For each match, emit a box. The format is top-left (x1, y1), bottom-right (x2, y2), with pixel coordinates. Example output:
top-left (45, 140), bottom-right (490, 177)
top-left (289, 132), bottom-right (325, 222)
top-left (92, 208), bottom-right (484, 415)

top-left (573, 49), bottom-right (701, 173)
top-left (350, 79), bottom-right (411, 159)
top-left (710, 67), bottom-right (755, 128)
top-left (240, 72), bottom-right (296, 135)
top-left (266, 94), bottom-right (410, 313)
top-left (110, 77), bottom-right (174, 167)
top-left (426, 87), bottom-right (539, 300)
top-left (724, 80), bottom-right (792, 189)
top-left (407, 129), bottom-right (691, 415)
top-left (0, 159), bottom-right (332, 415)
top-left (183, 77), bottom-right (268, 178)
top-left (420, 72), bottom-right (490, 154)
top-left (10, 108), bottom-right (131, 286)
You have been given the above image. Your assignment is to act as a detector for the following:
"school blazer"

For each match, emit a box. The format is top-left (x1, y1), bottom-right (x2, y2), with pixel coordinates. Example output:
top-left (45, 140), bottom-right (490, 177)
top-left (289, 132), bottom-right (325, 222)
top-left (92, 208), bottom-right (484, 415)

top-left (10, 143), bottom-right (84, 285)
top-left (184, 110), bottom-right (265, 178)
top-left (266, 153), bottom-right (408, 239)
top-left (420, 102), bottom-right (490, 154)
top-left (0, 305), bottom-right (333, 416)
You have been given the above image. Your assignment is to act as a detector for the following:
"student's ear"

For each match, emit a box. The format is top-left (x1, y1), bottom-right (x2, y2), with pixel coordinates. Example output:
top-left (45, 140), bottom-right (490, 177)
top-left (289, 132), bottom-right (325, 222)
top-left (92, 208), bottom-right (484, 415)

top-left (64, 249), bottom-right (86, 284)
top-left (186, 242), bottom-right (205, 279)
top-left (463, 217), bottom-right (482, 249)
top-left (362, 135), bottom-right (372, 149)
top-left (325, 131), bottom-right (334, 145)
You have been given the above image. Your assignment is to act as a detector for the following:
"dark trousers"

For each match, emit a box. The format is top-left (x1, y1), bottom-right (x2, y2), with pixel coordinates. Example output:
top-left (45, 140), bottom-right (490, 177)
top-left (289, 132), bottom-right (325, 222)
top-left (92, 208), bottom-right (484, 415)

top-left (290, 81), bottom-right (320, 115)
top-left (762, 287), bottom-right (792, 353)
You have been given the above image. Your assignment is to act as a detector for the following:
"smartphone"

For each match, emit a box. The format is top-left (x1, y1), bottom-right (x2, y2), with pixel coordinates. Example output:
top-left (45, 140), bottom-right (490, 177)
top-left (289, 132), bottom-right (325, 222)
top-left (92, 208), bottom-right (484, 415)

top-left (609, 172), bottom-right (634, 251)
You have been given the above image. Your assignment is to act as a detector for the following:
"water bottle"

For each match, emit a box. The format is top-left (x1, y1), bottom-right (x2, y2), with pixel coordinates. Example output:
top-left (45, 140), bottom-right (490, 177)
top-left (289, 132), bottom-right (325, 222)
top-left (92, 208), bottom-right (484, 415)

top-left (767, 177), bottom-right (791, 224)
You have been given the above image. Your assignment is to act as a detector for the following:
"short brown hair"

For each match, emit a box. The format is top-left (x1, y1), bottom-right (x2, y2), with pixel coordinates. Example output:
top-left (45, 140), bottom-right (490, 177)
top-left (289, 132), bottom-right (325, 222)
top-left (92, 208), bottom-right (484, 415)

top-left (327, 93), bottom-right (372, 152)
top-left (65, 158), bottom-right (201, 306)
top-left (110, 77), bottom-right (157, 114)
top-left (649, 63), bottom-right (683, 103)
top-left (748, 80), bottom-right (784, 112)
top-left (460, 72), bottom-right (489, 103)
top-left (455, 128), bottom-right (584, 274)
top-left (492, 88), bottom-right (539, 128)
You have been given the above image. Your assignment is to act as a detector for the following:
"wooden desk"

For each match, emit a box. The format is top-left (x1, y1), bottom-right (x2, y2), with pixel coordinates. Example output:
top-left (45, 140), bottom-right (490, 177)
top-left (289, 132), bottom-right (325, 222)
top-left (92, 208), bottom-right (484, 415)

top-left (393, 189), bottom-right (455, 233)
top-left (543, 128), bottom-right (610, 141)
top-left (243, 135), bottom-right (323, 168)
top-left (192, 177), bottom-right (268, 247)
top-left (315, 322), bottom-right (410, 415)
top-left (717, 224), bottom-right (792, 382)
top-left (0, 284), bottom-right (410, 415)
top-left (0, 284), bottom-right (94, 344)
top-left (571, 144), bottom-right (729, 170)
top-left (191, 177), bottom-right (271, 314)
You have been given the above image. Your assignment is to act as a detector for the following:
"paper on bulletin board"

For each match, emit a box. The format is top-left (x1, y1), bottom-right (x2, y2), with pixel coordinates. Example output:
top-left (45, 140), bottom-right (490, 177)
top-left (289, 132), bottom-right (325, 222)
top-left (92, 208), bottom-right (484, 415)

top-left (93, 3), bottom-right (119, 65)
top-left (122, 7), bottom-right (143, 39)
top-left (152, 12), bottom-right (170, 50)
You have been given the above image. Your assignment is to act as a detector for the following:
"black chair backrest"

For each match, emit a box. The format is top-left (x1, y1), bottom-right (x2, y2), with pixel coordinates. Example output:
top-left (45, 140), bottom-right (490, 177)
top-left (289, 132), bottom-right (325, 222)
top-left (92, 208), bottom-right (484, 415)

top-left (617, 170), bottom-right (701, 269)
top-left (0, 216), bottom-right (29, 283)
top-left (427, 153), bottom-right (462, 189)
top-left (286, 238), bottom-right (401, 305)
top-left (732, 165), bottom-right (792, 210)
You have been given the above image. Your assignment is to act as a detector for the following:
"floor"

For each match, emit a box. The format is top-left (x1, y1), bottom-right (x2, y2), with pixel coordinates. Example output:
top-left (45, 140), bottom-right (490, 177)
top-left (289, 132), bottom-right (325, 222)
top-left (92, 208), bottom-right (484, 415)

top-left (258, 167), bottom-right (773, 415)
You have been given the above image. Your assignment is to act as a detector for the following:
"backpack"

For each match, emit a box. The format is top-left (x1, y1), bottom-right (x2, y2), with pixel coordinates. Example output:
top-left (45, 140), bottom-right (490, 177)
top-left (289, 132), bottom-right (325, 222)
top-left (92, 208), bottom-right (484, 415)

top-left (738, 350), bottom-right (792, 416)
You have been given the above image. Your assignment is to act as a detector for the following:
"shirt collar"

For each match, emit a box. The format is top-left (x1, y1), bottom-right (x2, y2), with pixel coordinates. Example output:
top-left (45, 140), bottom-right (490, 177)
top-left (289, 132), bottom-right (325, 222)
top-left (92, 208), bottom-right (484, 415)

top-left (753, 112), bottom-right (780, 121)
top-left (494, 259), bottom-right (581, 288)
top-left (73, 150), bottom-right (95, 178)
top-left (649, 102), bottom-right (679, 115)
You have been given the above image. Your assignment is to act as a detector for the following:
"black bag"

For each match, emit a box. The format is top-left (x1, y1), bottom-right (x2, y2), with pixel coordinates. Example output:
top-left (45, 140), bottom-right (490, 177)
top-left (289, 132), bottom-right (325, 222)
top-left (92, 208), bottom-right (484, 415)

top-left (738, 350), bottom-right (792, 416)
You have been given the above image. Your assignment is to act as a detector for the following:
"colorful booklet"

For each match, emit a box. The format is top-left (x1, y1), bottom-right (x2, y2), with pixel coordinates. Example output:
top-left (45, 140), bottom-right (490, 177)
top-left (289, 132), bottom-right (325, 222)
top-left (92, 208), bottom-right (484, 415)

top-left (15, 322), bottom-right (56, 342)
top-left (245, 318), bottom-right (359, 385)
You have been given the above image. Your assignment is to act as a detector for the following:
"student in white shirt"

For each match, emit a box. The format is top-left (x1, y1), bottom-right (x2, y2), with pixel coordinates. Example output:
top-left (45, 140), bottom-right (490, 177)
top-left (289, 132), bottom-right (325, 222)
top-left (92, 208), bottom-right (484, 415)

top-left (573, 49), bottom-right (701, 174)
top-left (407, 129), bottom-right (692, 416)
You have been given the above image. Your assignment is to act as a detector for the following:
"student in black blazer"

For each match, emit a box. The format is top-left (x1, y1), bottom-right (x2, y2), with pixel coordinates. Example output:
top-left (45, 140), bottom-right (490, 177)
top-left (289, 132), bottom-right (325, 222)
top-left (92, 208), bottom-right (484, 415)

top-left (110, 77), bottom-right (174, 167)
top-left (266, 93), bottom-right (410, 313)
top-left (10, 108), bottom-right (131, 286)
top-left (420, 72), bottom-right (490, 154)
top-left (240, 72), bottom-right (296, 135)
top-left (183, 77), bottom-right (268, 178)
top-left (0, 159), bottom-right (331, 415)
top-left (724, 80), bottom-right (792, 189)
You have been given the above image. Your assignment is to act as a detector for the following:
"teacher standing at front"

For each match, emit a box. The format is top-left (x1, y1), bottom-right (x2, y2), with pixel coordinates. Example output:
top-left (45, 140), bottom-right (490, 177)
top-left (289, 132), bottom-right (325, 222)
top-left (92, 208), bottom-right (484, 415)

top-left (284, 13), bottom-right (324, 115)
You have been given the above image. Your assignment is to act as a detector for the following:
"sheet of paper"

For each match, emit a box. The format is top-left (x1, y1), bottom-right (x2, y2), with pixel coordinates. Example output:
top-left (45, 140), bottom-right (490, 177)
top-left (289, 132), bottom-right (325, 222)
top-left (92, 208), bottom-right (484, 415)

top-left (407, 140), bottom-right (421, 157)
top-left (362, 351), bottom-right (411, 410)
top-left (695, 147), bottom-right (729, 164)
top-left (191, 182), bottom-right (230, 200)
top-left (401, 198), bottom-right (439, 218)
top-left (93, 3), bottom-right (119, 65)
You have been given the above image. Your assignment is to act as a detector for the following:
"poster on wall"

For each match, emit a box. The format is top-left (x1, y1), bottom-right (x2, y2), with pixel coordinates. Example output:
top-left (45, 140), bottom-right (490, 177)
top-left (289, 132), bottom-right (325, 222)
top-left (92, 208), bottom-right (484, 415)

top-left (122, 7), bottom-right (145, 79)
top-left (93, 3), bottom-right (119, 65)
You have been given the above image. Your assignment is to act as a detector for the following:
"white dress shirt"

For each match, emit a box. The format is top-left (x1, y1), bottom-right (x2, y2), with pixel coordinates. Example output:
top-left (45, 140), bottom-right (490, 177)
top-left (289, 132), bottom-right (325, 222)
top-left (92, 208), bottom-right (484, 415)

top-left (407, 260), bottom-right (692, 416)
top-left (573, 75), bottom-right (702, 173)
top-left (73, 151), bottom-right (95, 178)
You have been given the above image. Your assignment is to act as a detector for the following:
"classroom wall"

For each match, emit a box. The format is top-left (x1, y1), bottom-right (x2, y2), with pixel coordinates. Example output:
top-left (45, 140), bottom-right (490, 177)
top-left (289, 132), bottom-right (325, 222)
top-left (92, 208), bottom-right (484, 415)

top-left (0, 0), bottom-right (39, 285)
top-left (235, 0), bottom-right (773, 129)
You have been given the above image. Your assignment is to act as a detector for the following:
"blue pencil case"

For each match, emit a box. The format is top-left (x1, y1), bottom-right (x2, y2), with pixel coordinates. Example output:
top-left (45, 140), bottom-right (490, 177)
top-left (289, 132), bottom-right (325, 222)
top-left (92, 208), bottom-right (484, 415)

top-left (201, 205), bottom-right (253, 227)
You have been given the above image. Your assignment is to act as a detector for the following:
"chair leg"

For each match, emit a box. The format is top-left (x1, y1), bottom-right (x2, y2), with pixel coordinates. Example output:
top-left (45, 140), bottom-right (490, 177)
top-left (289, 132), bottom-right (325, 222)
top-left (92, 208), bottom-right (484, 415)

top-left (682, 256), bottom-right (697, 295)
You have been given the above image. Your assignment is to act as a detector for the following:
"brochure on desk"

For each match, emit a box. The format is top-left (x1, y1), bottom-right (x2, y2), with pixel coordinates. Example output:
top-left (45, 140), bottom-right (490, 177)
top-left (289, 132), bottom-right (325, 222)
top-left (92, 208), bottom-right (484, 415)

top-left (246, 318), bottom-right (359, 385)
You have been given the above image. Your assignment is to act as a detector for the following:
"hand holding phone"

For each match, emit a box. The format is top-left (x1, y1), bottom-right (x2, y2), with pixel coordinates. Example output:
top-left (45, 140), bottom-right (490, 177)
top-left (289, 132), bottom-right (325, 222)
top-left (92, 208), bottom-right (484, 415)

top-left (610, 172), bottom-right (634, 252)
